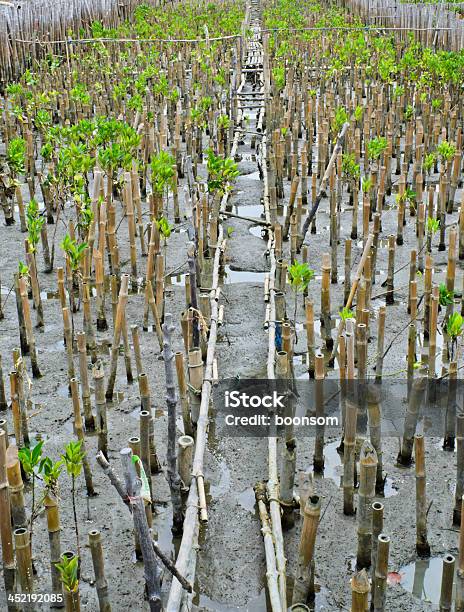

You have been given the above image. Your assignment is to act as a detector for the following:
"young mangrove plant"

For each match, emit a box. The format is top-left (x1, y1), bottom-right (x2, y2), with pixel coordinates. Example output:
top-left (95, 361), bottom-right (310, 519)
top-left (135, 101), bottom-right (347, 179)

top-left (288, 261), bottom-right (315, 340)
top-left (61, 440), bottom-right (85, 558)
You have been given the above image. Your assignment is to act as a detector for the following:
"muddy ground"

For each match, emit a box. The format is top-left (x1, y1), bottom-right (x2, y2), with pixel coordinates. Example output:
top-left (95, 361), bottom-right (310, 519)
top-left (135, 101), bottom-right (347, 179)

top-left (1, 26), bottom-right (463, 612)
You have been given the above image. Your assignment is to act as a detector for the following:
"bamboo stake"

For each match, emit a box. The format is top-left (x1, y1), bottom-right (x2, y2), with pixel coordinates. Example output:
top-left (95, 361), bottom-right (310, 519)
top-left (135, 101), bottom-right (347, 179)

top-left (88, 530), bottom-right (111, 612)
top-left (18, 276), bottom-right (41, 377)
top-left (15, 527), bottom-right (33, 609)
top-left (60, 551), bottom-right (80, 611)
top-left (106, 274), bottom-right (129, 401)
top-left (44, 493), bottom-right (64, 607)
top-left (439, 554), bottom-right (455, 612)
top-left (457, 495), bottom-right (464, 611)
top-left (93, 361), bottom-right (107, 459)
top-left (373, 534), bottom-right (390, 612)
top-left (6, 445), bottom-right (26, 528)
top-left (414, 434), bottom-right (430, 557)
top-left (292, 494), bottom-right (321, 605)
top-left (0, 430), bottom-right (16, 606)
top-left (70, 379), bottom-right (94, 497)
top-left (76, 332), bottom-right (94, 430)
top-left (351, 569), bottom-right (370, 612)
top-left (454, 413), bottom-right (464, 526)
top-left (162, 312), bottom-right (184, 534)
top-left (357, 441), bottom-right (378, 569)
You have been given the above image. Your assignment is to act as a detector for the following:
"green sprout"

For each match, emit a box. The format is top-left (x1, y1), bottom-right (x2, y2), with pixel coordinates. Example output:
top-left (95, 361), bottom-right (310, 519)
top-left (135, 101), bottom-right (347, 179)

top-left (6, 137), bottom-right (27, 176)
top-left (26, 199), bottom-right (45, 253)
top-left (367, 136), bottom-right (387, 162)
top-left (55, 553), bottom-right (79, 593)
top-left (436, 141), bottom-right (456, 165)
top-left (61, 440), bottom-right (85, 557)
top-left (206, 149), bottom-right (239, 197)
top-left (439, 283), bottom-right (454, 307)
top-left (150, 150), bottom-right (175, 196)
top-left (339, 307), bottom-right (355, 321)
top-left (288, 261), bottom-right (315, 338)
top-left (60, 234), bottom-right (87, 272)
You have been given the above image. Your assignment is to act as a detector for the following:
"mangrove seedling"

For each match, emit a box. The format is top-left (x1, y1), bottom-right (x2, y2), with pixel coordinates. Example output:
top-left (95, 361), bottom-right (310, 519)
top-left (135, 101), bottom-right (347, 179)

top-left (288, 261), bottom-right (315, 339)
top-left (426, 217), bottom-right (440, 252)
top-left (206, 149), bottom-right (239, 200)
top-left (150, 150), bottom-right (175, 209)
top-left (26, 199), bottom-right (45, 253)
top-left (436, 140), bottom-right (456, 170)
top-left (56, 553), bottom-right (79, 591)
top-left (439, 283), bottom-right (454, 308)
top-left (61, 440), bottom-right (85, 557)
top-left (446, 312), bottom-right (463, 360)
top-left (339, 307), bottom-right (355, 321)
top-left (18, 440), bottom-right (44, 551)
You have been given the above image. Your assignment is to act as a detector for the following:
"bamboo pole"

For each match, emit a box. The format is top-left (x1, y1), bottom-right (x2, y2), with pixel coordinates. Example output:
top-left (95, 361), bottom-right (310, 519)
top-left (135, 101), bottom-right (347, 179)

top-left (76, 332), bottom-right (94, 430)
top-left (44, 493), bottom-right (63, 607)
top-left (414, 434), bottom-right (430, 557)
top-left (18, 276), bottom-right (41, 377)
top-left (93, 361), bottom-right (107, 459)
top-left (373, 534), bottom-right (390, 612)
top-left (351, 569), bottom-right (370, 612)
top-left (105, 274), bottom-right (129, 401)
top-left (457, 495), bottom-right (464, 611)
top-left (439, 554), bottom-right (455, 612)
top-left (0, 430), bottom-right (16, 606)
top-left (60, 551), bottom-right (80, 612)
top-left (15, 527), bottom-right (33, 607)
top-left (6, 445), bottom-right (26, 528)
top-left (70, 379), bottom-right (94, 497)
top-left (88, 530), bottom-right (111, 612)
top-left (454, 413), bottom-right (464, 526)
top-left (292, 494), bottom-right (321, 605)
top-left (357, 441), bottom-right (378, 569)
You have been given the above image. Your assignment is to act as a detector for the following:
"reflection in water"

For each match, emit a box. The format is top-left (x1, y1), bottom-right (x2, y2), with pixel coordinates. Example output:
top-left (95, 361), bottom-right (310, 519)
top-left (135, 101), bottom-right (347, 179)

top-left (399, 556), bottom-right (455, 604)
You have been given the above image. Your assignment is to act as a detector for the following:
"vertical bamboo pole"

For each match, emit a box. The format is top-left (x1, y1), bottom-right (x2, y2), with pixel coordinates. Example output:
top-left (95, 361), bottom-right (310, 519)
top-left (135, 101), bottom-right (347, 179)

top-left (439, 554), bottom-right (455, 612)
top-left (76, 332), bottom-right (94, 430)
top-left (18, 277), bottom-right (41, 377)
top-left (292, 494), bottom-right (321, 605)
top-left (106, 274), bottom-right (129, 401)
top-left (414, 434), bottom-right (430, 557)
top-left (373, 534), bottom-right (390, 612)
top-left (44, 494), bottom-right (64, 608)
top-left (351, 569), bottom-right (370, 612)
top-left (88, 530), bottom-right (111, 612)
top-left (0, 430), bottom-right (16, 605)
top-left (356, 441), bottom-right (378, 569)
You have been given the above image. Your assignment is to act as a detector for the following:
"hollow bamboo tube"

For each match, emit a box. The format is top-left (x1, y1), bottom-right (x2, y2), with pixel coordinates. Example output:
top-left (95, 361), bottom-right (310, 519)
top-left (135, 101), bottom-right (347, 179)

top-left (175, 352), bottom-right (193, 438)
top-left (429, 286), bottom-right (439, 378)
top-left (9, 371), bottom-right (21, 446)
top-left (344, 239), bottom-right (352, 305)
top-left (14, 274), bottom-right (29, 355)
top-left (70, 379), bottom-right (94, 497)
top-left (139, 410), bottom-right (153, 500)
top-left (88, 530), bottom-right (111, 612)
top-left (344, 327), bottom-right (356, 515)
top-left (320, 253), bottom-right (332, 350)
top-left (454, 414), bottom-right (464, 526)
top-left (367, 386), bottom-right (384, 495)
top-left (385, 235), bottom-right (395, 305)
top-left (371, 501), bottom-right (384, 583)
top-left (76, 332), bottom-right (94, 430)
top-left (62, 307), bottom-right (75, 386)
top-left (351, 569), bottom-right (370, 612)
top-left (373, 534), bottom-right (390, 612)
top-left (44, 494), bottom-right (64, 607)
top-left (60, 551), bottom-right (80, 612)
top-left (178, 435), bottom-right (194, 489)
top-left (188, 349), bottom-right (203, 425)
top-left (375, 306), bottom-right (386, 382)
top-left (138, 373), bottom-right (160, 474)
top-left (414, 434), bottom-right (430, 557)
top-left (439, 553), bottom-right (455, 612)
top-left (407, 323), bottom-right (416, 379)
top-left (305, 298), bottom-right (315, 378)
top-left (93, 362), bottom-right (107, 459)
top-left (445, 228), bottom-right (457, 321)
top-left (457, 496), bottom-right (464, 611)
top-left (356, 441), bottom-right (378, 569)
top-left (423, 254), bottom-right (433, 339)
top-left (357, 323), bottom-right (367, 379)
top-left (131, 325), bottom-right (143, 378)
top-left (6, 446), bottom-right (26, 528)
top-left (313, 354), bottom-right (325, 474)
top-left (292, 494), bottom-right (321, 605)
top-left (18, 276), bottom-right (41, 377)
top-left (106, 274), bottom-right (129, 400)
top-left (398, 374), bottom-right (427, 466)
top-left (15, 527), bottom-right (34, 607)
top-left (124, 173), bottom-right (137, 284)
top-left (0, 430), bottom-right (15, 604)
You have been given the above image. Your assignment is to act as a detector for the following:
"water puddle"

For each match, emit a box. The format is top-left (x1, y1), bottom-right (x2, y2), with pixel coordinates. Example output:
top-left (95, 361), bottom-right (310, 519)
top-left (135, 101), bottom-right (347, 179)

top-left (222, 266), bottom-right (267, 284)
top-left (233, 204), bottom-right (264, 218)
top-left (249, 225), bottom-right (268, 239)
top-left (397, 556), bottom-right (455, 604)
top-left (236, 487), bottom-right (256, 513)
top-left (310, 440), bottom-right (397, 496)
